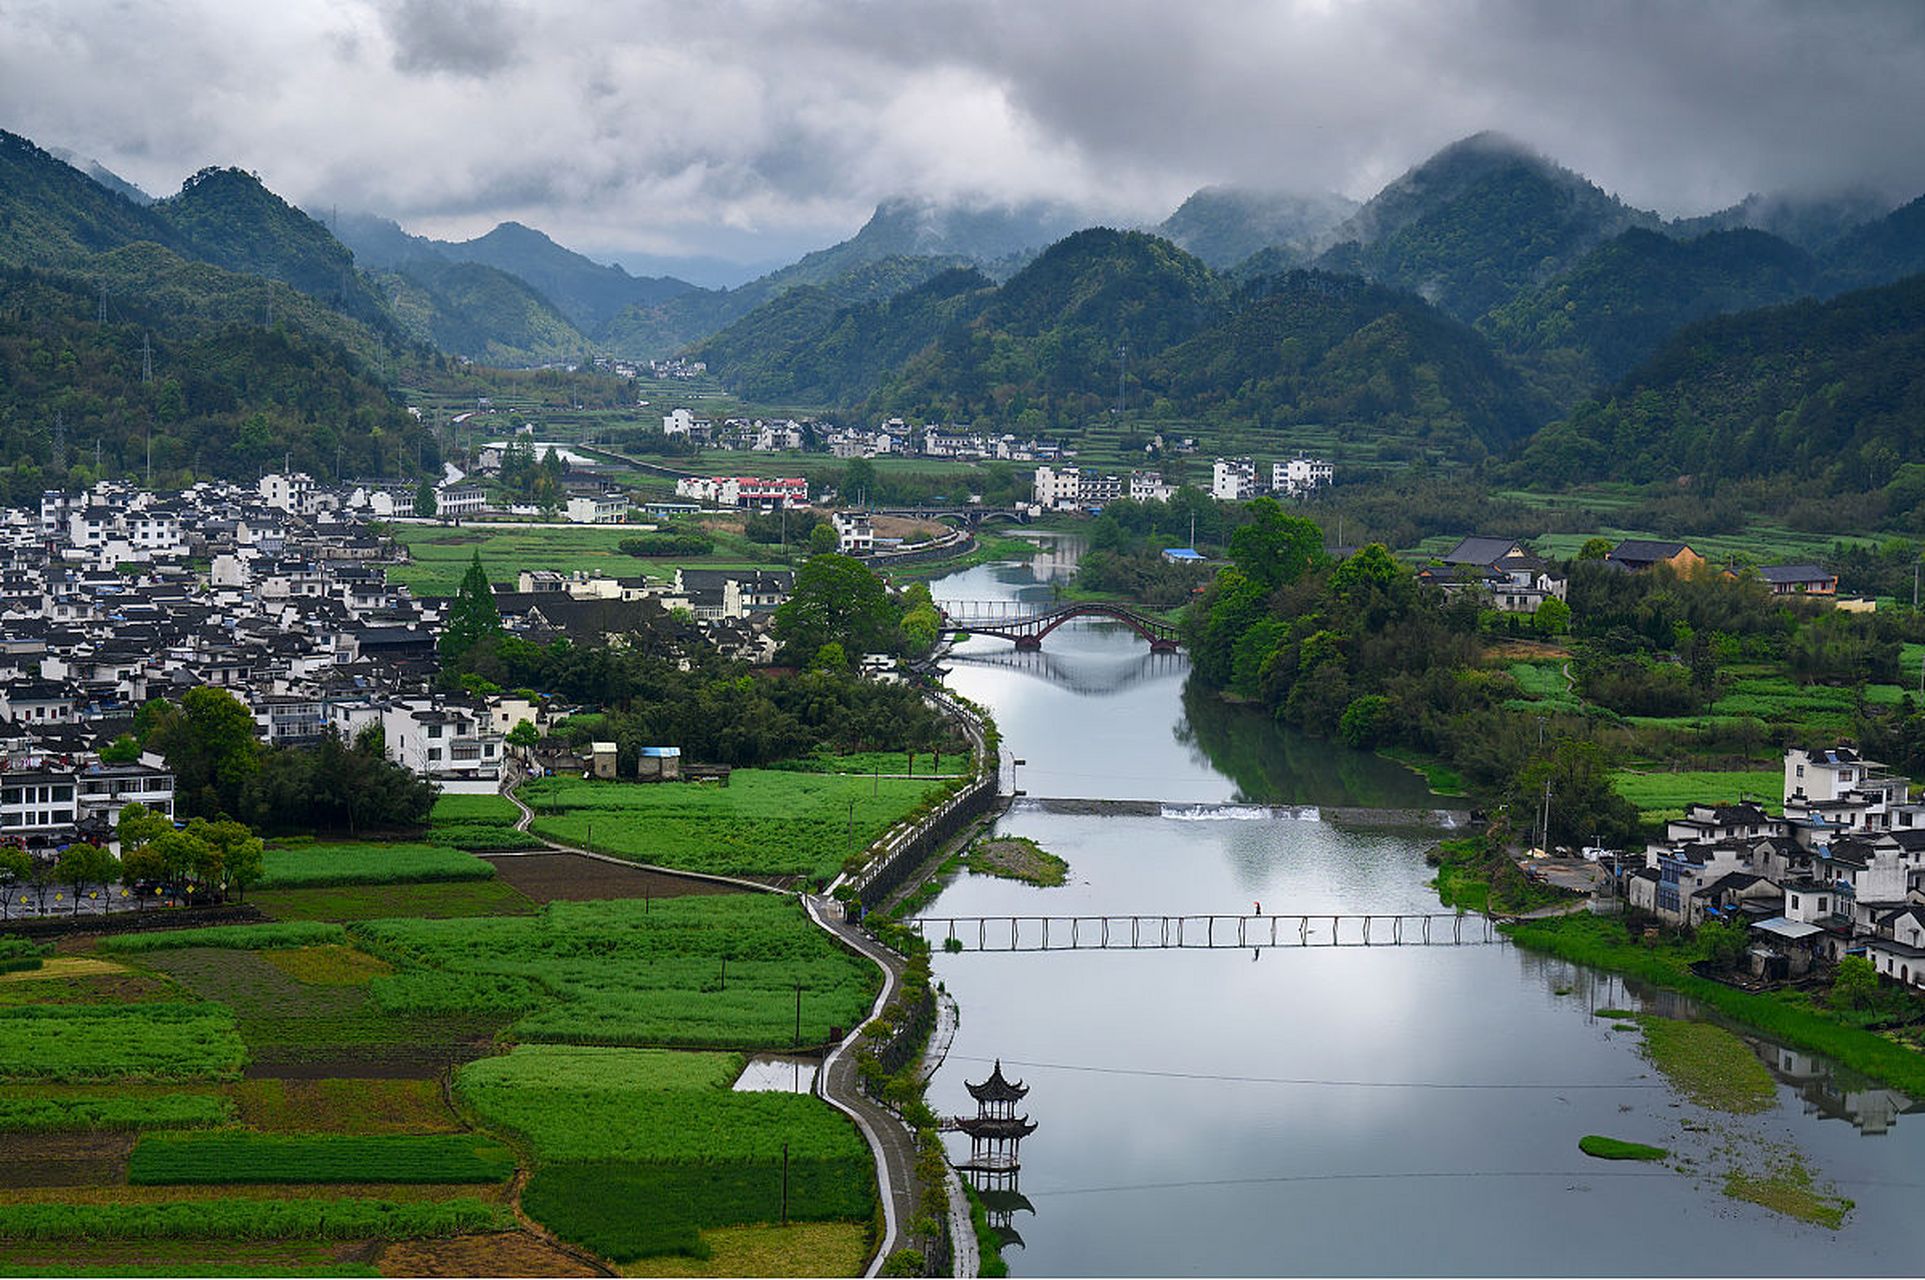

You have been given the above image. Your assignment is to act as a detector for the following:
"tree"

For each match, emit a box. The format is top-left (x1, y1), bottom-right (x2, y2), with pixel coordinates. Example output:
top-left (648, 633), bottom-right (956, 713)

top-left (1831, 954), bottom-right (1881, 1011)
top-left (100, 734), bottom-right (141, 764)
top-left (1577, 537), bottom-right (1614, 561)
top-left (809, 522), bottom-right (838, 555)
top-left (142, 688), bottom-right (260, 819)
top-left (55, 844), bottom-right (119, 917)
top-left (812, 641), bottom-right (849, 672)
top-left (440, 551), bottom-right (504, 664)
top-left (772, 554), bottom-right (901, 660)
top-left (1698, 918), bottom-right (1750, 970)
top-left (1534, 597), bottom-right (1572, 635)
top-left (0, 846), bottom-right (29, 919)
top-left (506, 720), bottom-right (540, 748)
top-left (191, 818), bottom-right (263, 900)
top-left (152, 828), bottom-right (214, 900)
top-left (1228, 498), bottom-right (1323, 590)
top-left (414, 480), bottom-right (438, 518)
top-left (842, 457), bottom-right (877, 504)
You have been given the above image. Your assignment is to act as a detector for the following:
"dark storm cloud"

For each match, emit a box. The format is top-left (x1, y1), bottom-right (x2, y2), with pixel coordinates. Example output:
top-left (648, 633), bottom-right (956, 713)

top-left (2, 0), bottom-right (1923, 265)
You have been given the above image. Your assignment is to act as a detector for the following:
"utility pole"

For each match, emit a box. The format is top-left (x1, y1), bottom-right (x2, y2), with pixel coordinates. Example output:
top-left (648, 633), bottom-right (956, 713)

top-left (96, 280), bottom-right (106, 325)
top-left (140, 333), bottom-right (153, 385)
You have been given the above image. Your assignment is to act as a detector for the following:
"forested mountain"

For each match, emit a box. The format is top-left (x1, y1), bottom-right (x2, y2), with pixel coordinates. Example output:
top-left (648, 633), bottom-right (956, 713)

top-left (0, 262), bottom-right (434, 502)
top-left (692, 265), bottom-right (993, 405)
top-left (46, 145), bottom-right (153, 206)
top-left (0, 130), bottom-right (175, 264)
top-left (1517, 273), bottom-right (1925, 493)
top-left (1155, 186), bottom-right (1357, 268)
top-left (371, 257), bottom-right (588, 364)
top-left (1483, 227), bottom-right (1821, 396)
top-left (1147, 271), bottom-right (1548, 458)
top-left (1669, 189), bottom-right (1890, 251)
top-left (1821, 195), bottom-right (1925, 293)
top-left (150, 168), bottom-right (389, 325)
top-left (1316, 132), bottom-right (1661, 322)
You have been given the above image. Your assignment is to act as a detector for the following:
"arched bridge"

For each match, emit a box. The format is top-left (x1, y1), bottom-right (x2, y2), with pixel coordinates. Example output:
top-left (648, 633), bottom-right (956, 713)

top-left (875, 506), bottom-right (1031, 527)
top-left (935, 599), bottom-right (1181, 652)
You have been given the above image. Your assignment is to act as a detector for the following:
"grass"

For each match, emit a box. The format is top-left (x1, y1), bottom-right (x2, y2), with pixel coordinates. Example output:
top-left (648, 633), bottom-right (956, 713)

top-left (1634, 1015), bottom-right (1777, 1113)
top-left (0, 1197), bottom-right (508, 1241)
top-left (100, 923), bottom-right (345, 954)
top-left (260, 946), bottom-right (392, 986)
top-left (386, 524), bottom-right (779, 595)
top-left (127, 1133), bottom-right (515, 1186)
top-left (1609, 769), bottom-right (1783, 820)
top-left (766, 749), bottom-right (971, 777)
top-left (229, 1079), bottom-right (457, 1135)
top-left (617, 1221), bottom-right (871, 1277)
top-left (965, 837), bottom-right (1068, 887)
top-left (250, 880), bottom-right (535, 923)
top-left (0, 1238), bottom-right (380, 1276)
top-left (454, 1046), bottom-right (864, 1164)
top-left (1723, 1156), bottom-right (1853, 1229)
top-left (1427, 838), bottom-right (1572, 915)
top-left (1577, 1134), bottom-right (1668, 1161)
top-left (1506, 913), bottom-right (1925, 1098)
top-left (0, 1004), bottom-right (246, 1082)
top-left (354, 897), bottom-right (877, 1050)
top-left (427, 794), bottom-right (521, 825)
top-left (522, 770), bottom-right (956, 882)
top-left (260, 843), bottom-right (496, 888)
top-left (1710, 671), bottom-right (1858, 730)
top-left (0, 1093), bottom-right (235, 1132)
top-left (1375, 745), bottom-right (1468, 797)
top-left (522, 1161), bottom-right (873, 1263)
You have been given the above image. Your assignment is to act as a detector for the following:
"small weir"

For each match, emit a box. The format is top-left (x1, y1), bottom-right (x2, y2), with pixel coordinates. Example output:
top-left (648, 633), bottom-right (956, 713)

top-left (908, 912), bottom-right (1502, 952)
top-left (1020, 798), bottom-right (1470, 828)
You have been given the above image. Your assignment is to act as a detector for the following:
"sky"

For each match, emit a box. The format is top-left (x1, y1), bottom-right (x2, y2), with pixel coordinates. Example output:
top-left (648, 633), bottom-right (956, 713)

top-left (4, 0), bottom-right (1925, 284)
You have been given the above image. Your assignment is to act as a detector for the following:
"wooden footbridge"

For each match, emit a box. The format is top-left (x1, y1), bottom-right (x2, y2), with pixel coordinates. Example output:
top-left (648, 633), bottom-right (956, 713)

top-left (906, 912), bottom-right (1503, 952)
top-left (935, 600), bottom-right (1181, 652)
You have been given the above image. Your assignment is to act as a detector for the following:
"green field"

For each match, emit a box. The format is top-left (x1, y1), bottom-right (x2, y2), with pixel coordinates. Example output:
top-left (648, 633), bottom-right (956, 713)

top-left (522, 770), bottom-right (956, 882)
top-left (427, 794), bottom-right (521, 825)
top-left (1610, 770), bottom-right (1784, 821)
top-left (251, 880), bottom-right (535, 923)
top-left (260, 843), bottom-right (496, 888)
top-left (353, 896), bottom-right (877, 1049)
top-left (385, 523), bottom-right (776, 595)
top-left (0, 1091), bottom-right (235, 1132)
top-left (0, 1198), bottom-right (508, 1243)
top-left (100, 923), bottom-right (346, 954)
top-left (127, 1132), bottom-right (515, 1185)
top-left (0, 1004), bottom-right (247, 1082)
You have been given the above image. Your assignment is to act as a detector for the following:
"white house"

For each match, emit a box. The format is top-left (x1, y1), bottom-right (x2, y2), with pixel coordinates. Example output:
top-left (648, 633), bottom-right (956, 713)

top-left (1211, 458), bottom-right (1257, 502)
top-left (833, 511), bottom-right (875, 555)
top-left (565, 493), bottom-right (629, 524)
top-left (1272, 453), bottom-right (1333, 498)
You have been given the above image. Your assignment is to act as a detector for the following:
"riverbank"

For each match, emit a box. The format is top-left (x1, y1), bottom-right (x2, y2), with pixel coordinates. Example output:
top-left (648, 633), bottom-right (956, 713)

top-left (1505, 913), bottom-right (1925, 1097)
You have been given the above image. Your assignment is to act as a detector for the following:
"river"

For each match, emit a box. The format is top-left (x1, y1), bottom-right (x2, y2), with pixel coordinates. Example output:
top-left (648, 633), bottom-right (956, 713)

top-left (916, 539), bottom-right (1924, 1276)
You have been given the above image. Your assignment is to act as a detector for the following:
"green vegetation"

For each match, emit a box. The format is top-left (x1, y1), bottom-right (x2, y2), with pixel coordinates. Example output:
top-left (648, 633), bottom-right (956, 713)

top-left (260, 945), bottom-right (393, 985)
top-left (229, 1078), bottom-right (458, 1135)
top-left (354, 896), bottom-right (877, 1048)
top-left (0, 1198), bottom-right (508, 1242)
top-left (964, 837), bottom-right (1069, 887)
top-left (0, 936), bottom-right (48, 975)
top-left (456, 1046), bottom-right (862, 1164)
top-left (1609, 770), bottom-right (1783, 821)
top-left (127, 1132), bottom-right (515, 1185)
top-left (0, 1092), bottom-right (235, 1132)
top-left (250, 880), bottom-right (534, 923)
top-left (1723, 1157), bottom-right (1854, 1229)
top-left (388, 524), bottom-right (763, 595)
top-left (100, 923), bottom-right (346, 954)
top-left (259, 843), bottom-right (496, 888)
top-left (427, 794), bottom-right (521, 825)
top-left (522, 1159), bottom-right (874, 1262)
top-left (1634, 1015), bottom-right (1777, 1113)
top-left (1506, 914), bottom-right (1925, 1097)
top-left (1427, 838), bottom-right (1572, 915)
top-left (0, 1004), bottom-right (246, 1082)
top-left (1577, 1134), bottom-right (1668, 1161)
top-left (523, 771), bottom-right (954, 882)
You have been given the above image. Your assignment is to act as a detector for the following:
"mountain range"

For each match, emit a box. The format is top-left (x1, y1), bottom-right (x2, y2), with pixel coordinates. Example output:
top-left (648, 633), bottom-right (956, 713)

top-left (10, 122), bottom-right (1925, 500)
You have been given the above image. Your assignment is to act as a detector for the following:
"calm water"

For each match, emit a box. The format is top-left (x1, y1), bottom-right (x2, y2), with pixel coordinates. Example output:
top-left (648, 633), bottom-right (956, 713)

top-left (920, 539), bottom-right (1925, 1276)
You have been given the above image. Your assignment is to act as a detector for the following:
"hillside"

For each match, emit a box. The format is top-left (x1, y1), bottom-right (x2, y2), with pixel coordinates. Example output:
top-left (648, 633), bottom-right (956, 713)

top-left (1484, 227), bottom-right (1821, 398)
top-left (0, 129), bottom-right (175, 264)
top-left (1147, 270), bottom-right (1549, 458)
top-left (1156, 186), bottom-right (1357, 268)
top-left (150, 168), bottom-right (389, 325)
top-left (1316, 132), bottom-right (1660, 322)
top-left (373, 257), bottom-right (588, 364)
top-left (1822, 194), bottom-right (1925, 293)
top-left (1517, 273), bottom-right (1925, 493)
top-left (693, 266), bottom-right (994, 405)
top-left (0, 261), bottom-right (435, 500)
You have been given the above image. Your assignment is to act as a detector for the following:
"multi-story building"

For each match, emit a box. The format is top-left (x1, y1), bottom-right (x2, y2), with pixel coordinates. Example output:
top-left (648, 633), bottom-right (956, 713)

top-left (1211, 458), bottom-right (1257, 502)
top-left (380, 698), bottom-right (504, 782)
top-left (1272, 454), bottom-right (1333, 498)
top-left (833, 511), bottom-right (876, 555)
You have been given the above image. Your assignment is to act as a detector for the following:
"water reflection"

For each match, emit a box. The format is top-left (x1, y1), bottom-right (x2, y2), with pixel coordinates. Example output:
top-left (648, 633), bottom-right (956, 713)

top-left (945, 646), bottom-right (1191, 698)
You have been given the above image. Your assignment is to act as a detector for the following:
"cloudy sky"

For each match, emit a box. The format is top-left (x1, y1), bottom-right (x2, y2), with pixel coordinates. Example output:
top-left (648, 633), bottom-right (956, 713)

top-left (5, 0), bottom-right (1924, 282)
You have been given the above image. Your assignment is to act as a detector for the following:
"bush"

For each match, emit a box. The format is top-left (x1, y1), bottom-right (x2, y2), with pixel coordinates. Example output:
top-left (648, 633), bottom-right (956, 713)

top-left (128, 1132), bottom-right (516, 1185)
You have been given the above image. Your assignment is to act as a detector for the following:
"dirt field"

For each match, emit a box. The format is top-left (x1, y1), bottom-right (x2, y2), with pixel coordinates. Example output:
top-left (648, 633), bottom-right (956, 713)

top-left (0, 1131), bottom-right (134, 1188)
top-left (482, 853), bottom-right (750, 902)
top-left (379, 1230), bottom-right (605, 1277)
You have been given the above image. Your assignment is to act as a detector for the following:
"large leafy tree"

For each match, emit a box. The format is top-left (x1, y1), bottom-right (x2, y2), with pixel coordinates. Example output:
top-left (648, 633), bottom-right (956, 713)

top-left (772, 553), bottom-right (901, 662)
top-left (1228, 498), bottom-right (1325, 590)
top-left (140, 687), bottom-right (261, 819)
top-left (440, 551), bottom-right (504, 664)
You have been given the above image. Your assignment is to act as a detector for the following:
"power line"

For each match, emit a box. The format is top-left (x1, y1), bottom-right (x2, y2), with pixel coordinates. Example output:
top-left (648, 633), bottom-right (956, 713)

top-left (945, 1054), bottom-right (1666, 1092)
top-left (1021, 1168), bottom-right (1673, 1199)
